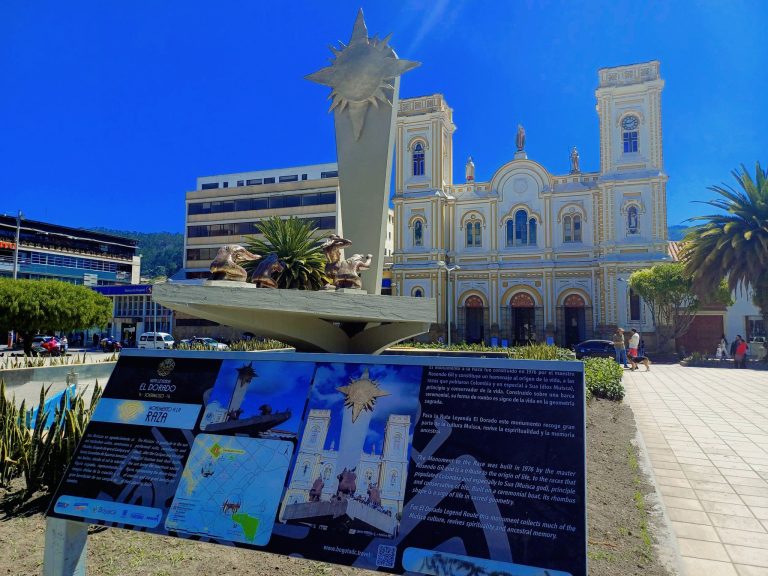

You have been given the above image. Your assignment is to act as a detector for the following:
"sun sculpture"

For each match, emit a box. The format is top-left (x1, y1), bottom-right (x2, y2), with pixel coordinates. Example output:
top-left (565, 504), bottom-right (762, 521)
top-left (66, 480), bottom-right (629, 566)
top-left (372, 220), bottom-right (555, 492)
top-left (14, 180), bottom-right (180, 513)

top-left (306, 9), bottom-right (419, 141)
top-left (336, 368), bottom-right (390, 423)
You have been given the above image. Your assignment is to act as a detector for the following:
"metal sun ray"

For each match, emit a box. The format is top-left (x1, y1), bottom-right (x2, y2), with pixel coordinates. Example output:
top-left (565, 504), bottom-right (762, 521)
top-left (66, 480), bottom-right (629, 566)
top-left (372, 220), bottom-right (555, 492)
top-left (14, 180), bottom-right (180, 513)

top-left (306, 8), bottom-right (420, 141)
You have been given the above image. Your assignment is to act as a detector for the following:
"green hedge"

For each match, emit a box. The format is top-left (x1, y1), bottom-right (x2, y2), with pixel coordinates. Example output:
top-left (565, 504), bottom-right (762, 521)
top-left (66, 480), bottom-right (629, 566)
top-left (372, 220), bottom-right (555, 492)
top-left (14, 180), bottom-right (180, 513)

top-left (584, 357), bottom-right (625, 401)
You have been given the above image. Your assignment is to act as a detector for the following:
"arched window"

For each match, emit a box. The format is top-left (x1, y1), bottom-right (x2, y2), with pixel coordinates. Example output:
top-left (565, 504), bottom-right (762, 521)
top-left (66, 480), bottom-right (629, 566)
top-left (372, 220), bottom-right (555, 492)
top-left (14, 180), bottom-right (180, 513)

top-left (413, 288), bottom-right (423, 298)
top-left (302, 461), bottom-right (310, 476)
top-left (394, 432), bottom-right (402, 452)
top-left (622, 115), bottom-right (639, 154)
top-left (563, 214), bottom-right (582, 243)
top-left (465, 219), bottom-right (482, 247)
top-left (506, 220), bottom-right (514, 247)
top-left (529, 218), bottom-right (537, 245)
top-left (412, 142), bottom-right (425, 176)
top-left (515, 210), bottom-right (528, 245)
top-left (309, 425), bottom-right (319, 444)
top-left (413, 219), bottom-right (423, 246)
top-left (627, 206), bottom-right (639, 235)
top-left (390, 470), bottom-right (399, 487)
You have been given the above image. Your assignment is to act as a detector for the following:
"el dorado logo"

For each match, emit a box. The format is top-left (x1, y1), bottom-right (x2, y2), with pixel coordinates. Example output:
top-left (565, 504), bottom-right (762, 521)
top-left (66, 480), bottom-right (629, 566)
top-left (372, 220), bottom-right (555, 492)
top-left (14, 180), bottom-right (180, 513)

top-left (157, 358), bottom-right (176, 377)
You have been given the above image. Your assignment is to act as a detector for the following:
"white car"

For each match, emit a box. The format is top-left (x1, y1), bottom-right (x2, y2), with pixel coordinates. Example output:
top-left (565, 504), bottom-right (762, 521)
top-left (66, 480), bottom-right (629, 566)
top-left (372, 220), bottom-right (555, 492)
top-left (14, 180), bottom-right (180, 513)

top-left (138, 332), bottom-right (175, 350)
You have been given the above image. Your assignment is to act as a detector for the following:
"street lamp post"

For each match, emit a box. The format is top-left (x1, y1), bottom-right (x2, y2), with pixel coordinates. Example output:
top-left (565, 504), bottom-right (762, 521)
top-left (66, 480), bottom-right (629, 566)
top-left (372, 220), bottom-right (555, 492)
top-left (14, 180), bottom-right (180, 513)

top-left (11, 210), bottom-right (22, 280)
top-left (438, 261), bottom-right (460, 347)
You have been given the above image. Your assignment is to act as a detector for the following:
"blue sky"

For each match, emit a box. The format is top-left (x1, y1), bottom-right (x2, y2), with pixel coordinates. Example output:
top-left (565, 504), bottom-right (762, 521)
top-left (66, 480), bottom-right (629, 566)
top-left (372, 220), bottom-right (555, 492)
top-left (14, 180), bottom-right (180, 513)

top-left (309, 363), bottom-right (422, 454)
top-left (2, 1), bottom-right (766, 232)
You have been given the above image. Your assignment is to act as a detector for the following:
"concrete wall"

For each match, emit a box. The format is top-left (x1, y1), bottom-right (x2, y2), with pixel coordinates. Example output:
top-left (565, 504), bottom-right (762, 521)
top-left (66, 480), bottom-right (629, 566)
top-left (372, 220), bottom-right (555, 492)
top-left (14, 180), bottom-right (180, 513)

top-left (1, 362), bottom-right (116, 407)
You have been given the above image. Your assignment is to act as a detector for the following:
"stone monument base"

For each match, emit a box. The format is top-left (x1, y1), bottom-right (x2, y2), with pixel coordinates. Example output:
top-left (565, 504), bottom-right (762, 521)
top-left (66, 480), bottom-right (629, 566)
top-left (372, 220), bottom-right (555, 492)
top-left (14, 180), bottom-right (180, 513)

top-left (153, 281), bottom-right (435, 354)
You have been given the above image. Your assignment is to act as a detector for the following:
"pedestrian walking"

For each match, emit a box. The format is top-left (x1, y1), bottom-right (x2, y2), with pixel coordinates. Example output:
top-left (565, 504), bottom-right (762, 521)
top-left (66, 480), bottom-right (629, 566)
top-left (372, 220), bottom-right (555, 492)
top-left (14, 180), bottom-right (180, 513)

top-left (719, 334), bottom-right (729, 359)
top-left (613, 327), bottom-right (629, 368)
top-left (628, 329), bottom-right (640, 357)
top-left (734, 336), bottom-right (749, 369)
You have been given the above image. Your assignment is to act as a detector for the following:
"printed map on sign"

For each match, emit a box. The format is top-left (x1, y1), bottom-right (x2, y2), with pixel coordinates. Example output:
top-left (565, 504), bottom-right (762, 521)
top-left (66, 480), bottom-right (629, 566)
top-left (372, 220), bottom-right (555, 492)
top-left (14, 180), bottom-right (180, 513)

top-left (165, 434), bottom-right (293, 546)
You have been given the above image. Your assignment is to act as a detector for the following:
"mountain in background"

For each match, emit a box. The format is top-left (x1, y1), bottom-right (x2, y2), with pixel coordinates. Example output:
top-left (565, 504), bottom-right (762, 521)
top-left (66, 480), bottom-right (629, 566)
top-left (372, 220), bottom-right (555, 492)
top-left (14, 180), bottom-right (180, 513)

top-left (89, 228), bottom-right (184, 279)
top-left (668, 225), bottom-right (690, 241)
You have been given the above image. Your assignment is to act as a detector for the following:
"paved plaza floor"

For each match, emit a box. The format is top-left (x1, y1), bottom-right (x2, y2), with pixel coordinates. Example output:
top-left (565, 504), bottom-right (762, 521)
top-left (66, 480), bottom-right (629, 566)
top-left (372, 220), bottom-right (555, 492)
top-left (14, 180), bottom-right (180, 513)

top-left (626, 364), bottom-right (768, 575)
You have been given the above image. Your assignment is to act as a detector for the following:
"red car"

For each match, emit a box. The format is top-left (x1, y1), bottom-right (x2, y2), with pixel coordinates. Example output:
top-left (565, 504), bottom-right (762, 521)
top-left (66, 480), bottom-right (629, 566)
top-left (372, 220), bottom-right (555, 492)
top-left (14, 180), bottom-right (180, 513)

top-left (31, 335), bottom-right (61, 356)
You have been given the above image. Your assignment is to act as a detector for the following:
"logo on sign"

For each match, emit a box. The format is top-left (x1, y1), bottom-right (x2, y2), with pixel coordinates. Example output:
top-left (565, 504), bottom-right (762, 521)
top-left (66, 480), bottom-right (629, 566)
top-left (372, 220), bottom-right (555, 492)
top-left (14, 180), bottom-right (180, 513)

top-left (157, 359), bottom-right (176, 377)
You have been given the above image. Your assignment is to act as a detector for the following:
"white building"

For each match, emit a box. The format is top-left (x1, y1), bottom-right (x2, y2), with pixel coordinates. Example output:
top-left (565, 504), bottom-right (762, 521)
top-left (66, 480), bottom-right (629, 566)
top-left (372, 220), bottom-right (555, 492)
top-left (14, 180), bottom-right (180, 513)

top-left (391, 61), bottom-right (669, 347)
top-left (283, 409), bottom-right (411, 519)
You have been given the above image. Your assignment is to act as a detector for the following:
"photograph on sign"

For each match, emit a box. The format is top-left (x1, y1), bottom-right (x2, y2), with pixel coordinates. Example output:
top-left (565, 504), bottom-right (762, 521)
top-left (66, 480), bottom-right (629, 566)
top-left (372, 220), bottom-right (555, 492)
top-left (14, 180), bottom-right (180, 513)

top-left (280, 362), bottom-right (422, 540)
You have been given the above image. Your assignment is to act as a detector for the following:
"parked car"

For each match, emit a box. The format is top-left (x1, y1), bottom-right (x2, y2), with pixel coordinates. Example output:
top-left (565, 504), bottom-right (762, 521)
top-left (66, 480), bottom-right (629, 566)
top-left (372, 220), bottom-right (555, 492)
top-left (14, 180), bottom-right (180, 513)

top-left (31, 335), bottom-right (60, 356)
top-left (573, 339), bottom-right (615, 360)
top-left (100, 336), bottom-right (123, 353)
top-left (189, 337), bottom-right (229, 351)
top-left (138, 332), bottom-right (175, 350)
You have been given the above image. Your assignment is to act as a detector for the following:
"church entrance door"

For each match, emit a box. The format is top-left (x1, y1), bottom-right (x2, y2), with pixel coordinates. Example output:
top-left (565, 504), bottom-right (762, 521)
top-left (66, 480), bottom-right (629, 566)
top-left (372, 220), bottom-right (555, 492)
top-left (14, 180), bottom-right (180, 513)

top-left (510, 292), bottom-right (536, 345)
top-left (465, 296), bottom-right (485, 344)
top-left (563, 294), bottom-right (586, 347)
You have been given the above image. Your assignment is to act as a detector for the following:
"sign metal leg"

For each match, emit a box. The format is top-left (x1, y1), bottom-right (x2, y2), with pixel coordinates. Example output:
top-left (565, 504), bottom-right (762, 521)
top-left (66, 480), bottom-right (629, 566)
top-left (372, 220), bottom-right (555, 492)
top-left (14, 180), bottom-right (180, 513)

top-left (42, 517), bottom-right (88, 576)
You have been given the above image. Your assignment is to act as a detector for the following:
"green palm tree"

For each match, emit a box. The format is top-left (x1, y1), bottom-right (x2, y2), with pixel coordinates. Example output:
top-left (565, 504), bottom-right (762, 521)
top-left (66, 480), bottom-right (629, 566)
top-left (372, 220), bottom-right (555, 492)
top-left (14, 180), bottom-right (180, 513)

top-left (244, 216), bottom-right (329, 290)
top-left (681, 162), bottom-right (768, 346)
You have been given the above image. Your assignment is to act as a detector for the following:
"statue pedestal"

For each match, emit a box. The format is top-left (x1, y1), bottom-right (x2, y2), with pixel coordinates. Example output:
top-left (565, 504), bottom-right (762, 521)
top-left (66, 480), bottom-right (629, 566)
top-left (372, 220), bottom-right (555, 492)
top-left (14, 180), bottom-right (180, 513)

top-left (153, 281), bottom-right (435, 354)
top-left (514, 151), bottom-right (528, 160)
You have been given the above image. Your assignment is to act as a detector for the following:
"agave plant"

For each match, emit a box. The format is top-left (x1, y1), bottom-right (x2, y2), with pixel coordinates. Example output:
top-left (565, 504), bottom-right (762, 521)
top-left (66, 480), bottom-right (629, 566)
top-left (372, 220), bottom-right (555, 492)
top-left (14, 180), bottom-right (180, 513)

top-left (244, 216), bottom-right (329, 290)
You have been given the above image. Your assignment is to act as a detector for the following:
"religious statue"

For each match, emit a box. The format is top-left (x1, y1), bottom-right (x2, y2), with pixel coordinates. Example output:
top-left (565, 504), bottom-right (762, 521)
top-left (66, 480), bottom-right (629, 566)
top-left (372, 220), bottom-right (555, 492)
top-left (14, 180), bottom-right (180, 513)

top-left (209, 245), bottom-right (260, 282)
top-left (465, 156), bottom-right (475, 182)
top-left (570, 146), bottom-right (580, 173)
top-left (516, 124), bottom-right (526, 152)
top-left (336, 468), bottom-right (357, 498)
top-left (309, 477), bottom-right (324, 502)
top-left (321, 234), bottom-right (373, 290)
top-left (250, 252), bottom-right (285, 288)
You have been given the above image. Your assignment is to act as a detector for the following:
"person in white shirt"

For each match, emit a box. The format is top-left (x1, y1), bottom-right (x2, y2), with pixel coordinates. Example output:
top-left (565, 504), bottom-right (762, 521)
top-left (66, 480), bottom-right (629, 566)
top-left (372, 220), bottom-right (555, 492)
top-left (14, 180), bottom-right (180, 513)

top-left (628, 329), bottom-right (640, 358)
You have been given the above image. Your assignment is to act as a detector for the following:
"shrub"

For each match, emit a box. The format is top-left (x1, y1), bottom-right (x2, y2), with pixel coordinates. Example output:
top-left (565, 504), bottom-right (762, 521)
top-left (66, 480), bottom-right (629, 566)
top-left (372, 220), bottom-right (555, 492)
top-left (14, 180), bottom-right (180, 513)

top-left (507, 343), bottom-right (576, 361)
top-left (228, 339), bottom-right (290, 351)
top-left (584, 357), bottom-right (625, 401)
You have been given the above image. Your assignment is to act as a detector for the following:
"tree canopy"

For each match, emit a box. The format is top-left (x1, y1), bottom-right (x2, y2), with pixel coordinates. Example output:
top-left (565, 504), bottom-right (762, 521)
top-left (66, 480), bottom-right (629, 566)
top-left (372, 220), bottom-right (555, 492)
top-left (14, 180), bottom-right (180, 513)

top-left (629, 262), bottom-right (731, 350)
top-left (0, 279), bottom-right (112, 353)
top-left (681, 162), bottom-right (768, 294)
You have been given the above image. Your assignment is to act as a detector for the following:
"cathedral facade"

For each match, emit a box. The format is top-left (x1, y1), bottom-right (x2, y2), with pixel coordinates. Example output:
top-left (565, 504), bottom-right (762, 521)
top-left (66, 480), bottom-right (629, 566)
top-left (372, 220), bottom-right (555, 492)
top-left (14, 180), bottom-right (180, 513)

top-left (391, 61), bottom-right (669, 347)
top-left (282, 409), bottom-right (411, 520)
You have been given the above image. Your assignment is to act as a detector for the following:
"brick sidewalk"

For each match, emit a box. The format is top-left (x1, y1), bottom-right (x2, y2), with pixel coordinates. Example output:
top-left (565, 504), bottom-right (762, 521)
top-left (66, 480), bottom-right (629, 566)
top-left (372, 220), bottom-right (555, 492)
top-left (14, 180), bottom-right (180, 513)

top-left (626, 364), bottom-right (768, 575)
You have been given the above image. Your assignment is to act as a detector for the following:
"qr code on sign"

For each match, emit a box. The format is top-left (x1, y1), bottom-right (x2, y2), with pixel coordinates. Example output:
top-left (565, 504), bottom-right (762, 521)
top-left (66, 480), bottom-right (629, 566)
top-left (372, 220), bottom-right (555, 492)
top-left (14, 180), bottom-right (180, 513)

top-left (376, 544), bottom-right (397, 568)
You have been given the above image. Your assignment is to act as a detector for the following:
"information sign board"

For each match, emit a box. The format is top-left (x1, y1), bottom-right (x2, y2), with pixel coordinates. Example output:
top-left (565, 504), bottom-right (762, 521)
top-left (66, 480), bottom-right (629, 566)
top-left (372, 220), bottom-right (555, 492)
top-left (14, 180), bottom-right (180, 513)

top-left (48, 350), bottom-right (587, 576)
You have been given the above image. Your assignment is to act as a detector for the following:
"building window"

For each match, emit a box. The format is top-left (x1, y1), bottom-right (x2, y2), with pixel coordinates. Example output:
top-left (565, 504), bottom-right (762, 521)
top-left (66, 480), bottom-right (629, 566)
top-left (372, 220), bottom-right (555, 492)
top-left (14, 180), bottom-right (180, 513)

top-left (563, 214), bottom-right (582, 243)
top-left (627, 206), bottom-right (639, 235)
top-left (246, 178), bottom-right (262, 186)
top-left (629, 288), bottom-right (641, 321)
top-left (466, 220), bottom-right (482, 247)
top-left (236, 180), bottom-right (244, 186)
top-left (301, 174), bottom-right (307, 180)
top-left (506, 220), bottom-right (514, 247)
top-left (413, 288), bottom-right (423, 298)
top-left (622, 115), bottom-right (639, 153)
top-left (515, 210), bottom-right (528, 245)
top-left (201, 183), bottom-right (218, 190)
top-left (390, 470), bottom-right (398, 488)
top-left (279, 174), bottom-right (298, 183)
top-left (222, 182), bottom-right (228, 188)
top-left (413, 220), bottom-right (423, 246)
top-left (263, 177), bottom-right (275, 184)
top-left (412, 142), bottom-right (425, 176)
top-left (320, 170), bottom-right (338, 179)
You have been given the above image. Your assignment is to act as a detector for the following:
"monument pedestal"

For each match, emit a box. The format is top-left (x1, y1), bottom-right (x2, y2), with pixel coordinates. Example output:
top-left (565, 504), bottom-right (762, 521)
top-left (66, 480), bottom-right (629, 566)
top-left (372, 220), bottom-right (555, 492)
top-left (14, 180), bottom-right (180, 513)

top-left (153, 281), bottom-right (435, 354)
